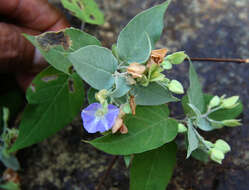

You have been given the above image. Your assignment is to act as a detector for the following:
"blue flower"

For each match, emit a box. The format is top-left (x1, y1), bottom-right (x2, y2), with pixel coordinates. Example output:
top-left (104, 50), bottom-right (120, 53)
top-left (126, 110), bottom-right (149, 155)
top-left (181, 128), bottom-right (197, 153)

top-left (81, 103), bottom-right (120, 133)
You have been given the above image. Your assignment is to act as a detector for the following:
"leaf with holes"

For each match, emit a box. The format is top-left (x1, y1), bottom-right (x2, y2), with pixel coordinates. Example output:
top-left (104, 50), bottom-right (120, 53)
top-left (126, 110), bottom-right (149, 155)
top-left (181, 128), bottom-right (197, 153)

top-left (117, 0), bottom-right (171, 63)
top-left (24, 28), bottom-right (101, 74)
top-left (130, 142), bottom-right (177, 190)
top-left (61, 0), bottom-right (104, 25)
top-left (89, 105), bottom-right (178, 155)
top-left (10, 67), bottom-right (84, 152)
top-left (69, 45), bottom-right (118, 90)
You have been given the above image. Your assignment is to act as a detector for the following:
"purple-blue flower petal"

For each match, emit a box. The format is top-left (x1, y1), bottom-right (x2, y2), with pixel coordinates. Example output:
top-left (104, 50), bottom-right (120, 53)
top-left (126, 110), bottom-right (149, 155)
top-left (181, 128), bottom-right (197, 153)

top-left (81, 103), bottom-right (120, 133)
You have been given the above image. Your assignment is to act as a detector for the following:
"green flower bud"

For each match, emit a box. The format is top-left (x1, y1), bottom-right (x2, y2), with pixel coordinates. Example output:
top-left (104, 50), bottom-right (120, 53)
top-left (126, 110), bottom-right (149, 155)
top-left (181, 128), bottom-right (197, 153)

top-left (178, 123), bottom-right (187, 133)
top-left (221, 96), bottom-right (239, 109)
top-left (161, 60), bottom-right (172, 70)
top-left (95, 89), bottom-right (109, 104)
top-left (222, 119), bottom-right (242, 127)
top-left (214, 139), bottom-right (231, 153)
top-left (210, 148), bottom-right (225, 164)
top-left (122, 103), bottom-right (132, 114)
top-left (208, 96), bottom-right (221, 109)
top-left (165, 51), bottom-right (187, 65)
top-left (204, 140), bottom-right (214, 148)
top-left (168, 80), bottom-right (184, 94)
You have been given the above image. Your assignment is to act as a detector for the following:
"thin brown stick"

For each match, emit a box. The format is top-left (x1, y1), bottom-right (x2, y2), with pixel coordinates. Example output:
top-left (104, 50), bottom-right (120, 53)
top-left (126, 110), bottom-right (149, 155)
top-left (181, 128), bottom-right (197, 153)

top-left (188, 57), bottom-right (249, 64)
top-left (95, 156), bottom-right (119, 190)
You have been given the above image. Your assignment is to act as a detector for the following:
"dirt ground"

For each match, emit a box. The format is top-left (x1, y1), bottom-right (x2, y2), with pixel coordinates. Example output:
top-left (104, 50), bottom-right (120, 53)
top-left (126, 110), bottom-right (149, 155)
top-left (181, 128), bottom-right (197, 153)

top-left (18, 0), bottom-right (249, 189)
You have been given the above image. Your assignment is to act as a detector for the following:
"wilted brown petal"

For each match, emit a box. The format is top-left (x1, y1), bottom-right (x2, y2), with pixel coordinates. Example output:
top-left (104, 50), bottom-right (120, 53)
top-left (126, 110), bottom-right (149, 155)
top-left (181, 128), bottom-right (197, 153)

top-left (149, 48), bottom-right (168, 65)
top-left (129, 95), bottom-right (136, 115)
top-left (127, 62), bottom-right (146, 78)
top-left (112, 117), bottom-right (123, 134)
top-left (120, 124), bottom-right (128, 134)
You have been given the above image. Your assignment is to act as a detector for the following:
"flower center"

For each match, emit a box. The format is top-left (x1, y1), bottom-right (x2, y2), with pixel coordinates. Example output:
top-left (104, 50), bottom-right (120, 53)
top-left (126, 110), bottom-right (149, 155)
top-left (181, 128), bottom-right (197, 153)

top-left (95, 109), bottom-right (106, 117)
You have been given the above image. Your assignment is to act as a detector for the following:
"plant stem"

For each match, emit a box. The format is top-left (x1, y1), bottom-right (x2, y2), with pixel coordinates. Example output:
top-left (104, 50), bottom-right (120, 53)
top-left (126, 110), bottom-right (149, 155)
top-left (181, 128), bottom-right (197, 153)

top-left (188, 57), bottom-right (249, 64)
top-left (95, 156), bottom-right (119, 190)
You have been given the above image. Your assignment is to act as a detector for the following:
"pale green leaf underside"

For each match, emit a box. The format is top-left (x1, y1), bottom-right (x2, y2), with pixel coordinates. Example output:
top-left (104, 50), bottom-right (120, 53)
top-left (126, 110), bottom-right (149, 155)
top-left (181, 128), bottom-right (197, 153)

top-left (187, 120), bottom-right (199, 158)
top-left (130, 143), bottom-right (177, 190)
top-left (111, 76), bottom-right (131, 98)
top-left (117, 0), bottom-right (171, 63)
top-left (89, 105), bottom-right (178, 155)
top-left (69, 45), bottom-right (118, 90)
top-left (187, 62), bottom-right (205, 113)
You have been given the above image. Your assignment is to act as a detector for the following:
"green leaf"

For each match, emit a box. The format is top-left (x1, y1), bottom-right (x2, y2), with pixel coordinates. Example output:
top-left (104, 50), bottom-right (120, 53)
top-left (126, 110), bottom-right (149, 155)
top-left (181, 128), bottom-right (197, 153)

top-left (191, 149), bottom-right (209, 163)
top-left (0, 182), bottom-right (20, 190)
top-left (24, 28), bottom-right (101, 74)
top-left (134, 82), bottom-right (178, 105)
top-left (87, 87), bottom-right (98, 104)
top-left (111, 76), bottom-right (131, 98)
top-left (61, 0), bottom-right (104, 25)
top-left (10, 67), bottom-right (84, 152)
top-left (130, 142), bottom-right (177, 190)
top-left (124, 155), bottom-right (132, 168)
top-left (188, 103), bottom-right (213, 131)
top-left (117, 1), bottom-right (171, 63)
top-left (187, 120), bottom-right (199, 158)
top-left (118, 31), bottom-right (151, 63)
top-left (187, 62), bottom-right (205, 113)
top-left (69, 45), bottom-right (118, 90)
top-left (89, 105), bottom-right (178, 155)
top-left (0, 149), bottom-right (20, 171)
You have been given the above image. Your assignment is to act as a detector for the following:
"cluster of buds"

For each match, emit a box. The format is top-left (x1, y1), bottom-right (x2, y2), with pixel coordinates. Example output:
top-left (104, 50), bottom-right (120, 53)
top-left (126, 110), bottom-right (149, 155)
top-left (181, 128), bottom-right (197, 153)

top-left (208, 95), bottom-right (240, 110)
top-left (208, 95), bottom-right (242, 127)
top-left (208, 139), bottom-right (231, 164)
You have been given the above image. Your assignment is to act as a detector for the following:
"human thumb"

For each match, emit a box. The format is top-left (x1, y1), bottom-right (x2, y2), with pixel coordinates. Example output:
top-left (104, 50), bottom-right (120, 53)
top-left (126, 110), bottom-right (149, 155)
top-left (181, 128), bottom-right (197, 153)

top-left (0, 22), bottom-right (38, 73)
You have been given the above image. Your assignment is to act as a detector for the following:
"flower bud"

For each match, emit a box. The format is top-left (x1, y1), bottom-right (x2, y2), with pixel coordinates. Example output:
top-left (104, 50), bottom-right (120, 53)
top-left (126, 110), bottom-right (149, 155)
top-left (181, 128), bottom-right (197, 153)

top-left (214, 139), bottom-right (231, 153)
top-left (165, 51), bottom-right (187, 65)
top-left (208, 96), bottom-right (221, 109)
top-left (122, 103), bottom-right (132, 114)
top-left (222, 119), bottom-right (242, 127)
top-left (95, 89), bottom-right (109, 104)
top-left (168, 80), bottom-right (184, 94)
top-left (127, 62), bottom-right (146, 78)
top-left (178, 123), bottom-right (187, 133)
top-left (161, 60), bottom-right (172, 70)
top-left (210, 148), bottom-right (225, 164)
top-left (221, 96), bottom-right (239, 109)
top-left (204, 140), bottom-right (214, 148)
